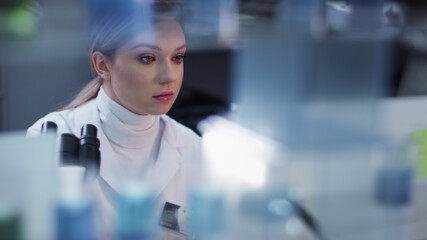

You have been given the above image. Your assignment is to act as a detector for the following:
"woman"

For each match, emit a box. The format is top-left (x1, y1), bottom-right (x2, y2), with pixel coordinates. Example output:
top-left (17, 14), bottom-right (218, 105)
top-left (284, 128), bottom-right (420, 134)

top-left (27, 0), bottom-right (200, 238)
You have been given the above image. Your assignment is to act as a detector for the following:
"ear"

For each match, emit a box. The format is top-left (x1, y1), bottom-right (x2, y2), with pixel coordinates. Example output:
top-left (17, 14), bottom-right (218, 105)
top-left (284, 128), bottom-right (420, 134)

top-left (91, 51), bottom-right (112, 81)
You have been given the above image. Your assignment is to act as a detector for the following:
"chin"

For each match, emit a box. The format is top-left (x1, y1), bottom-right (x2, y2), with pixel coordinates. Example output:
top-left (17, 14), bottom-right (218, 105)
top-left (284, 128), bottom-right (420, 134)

top-left (149, 107), bottom-right (172, 116)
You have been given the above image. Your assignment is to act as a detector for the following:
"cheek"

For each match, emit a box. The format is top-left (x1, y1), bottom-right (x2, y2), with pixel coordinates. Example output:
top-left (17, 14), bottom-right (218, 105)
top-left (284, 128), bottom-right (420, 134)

top-left (175, 68), bottom-right (184, 91)
top-left (113, 65), bottom-right (151, 91)
top-left (177, 66), bottom-right (184, 83)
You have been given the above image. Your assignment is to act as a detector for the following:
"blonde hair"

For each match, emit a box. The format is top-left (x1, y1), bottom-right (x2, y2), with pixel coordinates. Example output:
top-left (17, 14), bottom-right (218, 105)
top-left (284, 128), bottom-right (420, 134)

top-left (60, 0), bottom-right (175, 111)
top-left (61, 77), bottom-right (103, 110)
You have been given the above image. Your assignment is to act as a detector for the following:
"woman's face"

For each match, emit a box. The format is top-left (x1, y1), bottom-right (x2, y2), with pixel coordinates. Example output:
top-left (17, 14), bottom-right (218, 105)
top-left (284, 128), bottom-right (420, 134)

top-left (102, 19), bottom-right (186, 115)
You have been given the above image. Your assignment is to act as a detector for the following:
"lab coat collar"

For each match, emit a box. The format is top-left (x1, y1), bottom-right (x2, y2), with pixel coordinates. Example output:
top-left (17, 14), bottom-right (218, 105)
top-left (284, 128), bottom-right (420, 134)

top-left (72, 100), bottom-right (183, 199)
top-left (150, 118), bottom-right (182, 197)
top-left (160, 114), bottom-right (187, 149)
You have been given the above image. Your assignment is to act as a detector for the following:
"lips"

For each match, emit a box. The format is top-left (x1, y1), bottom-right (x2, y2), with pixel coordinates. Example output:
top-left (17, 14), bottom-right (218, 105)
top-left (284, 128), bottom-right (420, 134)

top-left (153, 91), bottom-right (174, 102)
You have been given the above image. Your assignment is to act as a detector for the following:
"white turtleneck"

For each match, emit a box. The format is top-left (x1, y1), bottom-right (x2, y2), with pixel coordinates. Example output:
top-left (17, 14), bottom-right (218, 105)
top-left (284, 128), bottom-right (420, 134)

top-left (96, 86), bottom-right (161, 181)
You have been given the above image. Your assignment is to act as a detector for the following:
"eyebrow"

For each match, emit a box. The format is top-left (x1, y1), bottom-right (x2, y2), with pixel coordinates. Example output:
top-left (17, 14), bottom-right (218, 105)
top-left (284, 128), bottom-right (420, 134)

top-left (175, 44), bottom-right (187, 51)
top-left (130, 43), bottom-right (162, 51)
top-left (130, 43), bottom-right (186, 51)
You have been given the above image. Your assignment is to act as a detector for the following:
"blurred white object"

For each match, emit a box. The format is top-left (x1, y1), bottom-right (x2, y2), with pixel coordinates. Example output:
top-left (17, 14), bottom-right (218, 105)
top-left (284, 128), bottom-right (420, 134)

top-left (0, 131), bottom-right (57, 240)
top-left (200, 115), bottom-right (278, 189)
top-left (58, 166), bottom-right (86, 202)
top-left (326, 1), bottom-right (352, 32)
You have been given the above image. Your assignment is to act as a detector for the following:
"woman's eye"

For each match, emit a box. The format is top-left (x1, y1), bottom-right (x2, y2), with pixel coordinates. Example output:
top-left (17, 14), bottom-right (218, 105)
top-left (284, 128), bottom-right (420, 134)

top-left (139, 56), bottom-right (155, 64)
top-left (172, 55), bottom-right (185, 63)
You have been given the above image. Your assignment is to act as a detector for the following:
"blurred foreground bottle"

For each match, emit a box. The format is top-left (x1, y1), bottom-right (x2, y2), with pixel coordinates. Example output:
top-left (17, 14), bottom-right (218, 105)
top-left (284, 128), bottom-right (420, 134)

top-left (189, 188), bottom-right (226, 240)
top-left (56, 167), bottom-right (96, 240)
top-left (375, 136), bottom-right (417, 206)
top-left (0, 205), bottom-right (22, 240)
top-left (114, 182), bottom-right (156, 240)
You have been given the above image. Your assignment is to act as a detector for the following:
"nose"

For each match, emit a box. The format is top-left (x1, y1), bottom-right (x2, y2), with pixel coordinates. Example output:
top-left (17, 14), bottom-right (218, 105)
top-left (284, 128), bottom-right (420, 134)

top-left (157, 60), bottom-right (177, 85)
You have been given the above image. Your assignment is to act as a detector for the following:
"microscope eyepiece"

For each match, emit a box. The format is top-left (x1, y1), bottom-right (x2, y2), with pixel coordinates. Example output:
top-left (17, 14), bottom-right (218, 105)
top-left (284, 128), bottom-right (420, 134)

top-left (81, 124), bottom-right (97, 138)
top-left (41, 121), bottom-right (58, 134)
top-left (59, 133), bottom-right (80, 166)
top-left (80, 124), bottom-right (100, 147)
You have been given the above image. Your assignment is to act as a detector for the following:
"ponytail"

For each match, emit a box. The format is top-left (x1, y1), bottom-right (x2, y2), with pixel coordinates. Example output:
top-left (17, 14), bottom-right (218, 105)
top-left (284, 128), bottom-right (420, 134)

top-left (60, 76), bottom-right (103, 111)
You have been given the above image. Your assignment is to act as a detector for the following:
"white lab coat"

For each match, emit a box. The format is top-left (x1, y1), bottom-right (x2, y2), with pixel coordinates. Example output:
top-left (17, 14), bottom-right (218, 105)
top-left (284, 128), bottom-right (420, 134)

top-left (27, 99), bottom-right (202, 239)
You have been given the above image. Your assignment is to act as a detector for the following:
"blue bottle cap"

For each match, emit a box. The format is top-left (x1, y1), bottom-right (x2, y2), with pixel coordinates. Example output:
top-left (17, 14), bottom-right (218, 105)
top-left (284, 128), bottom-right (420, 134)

top-left (375, 165), bottom-right (413, 206)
